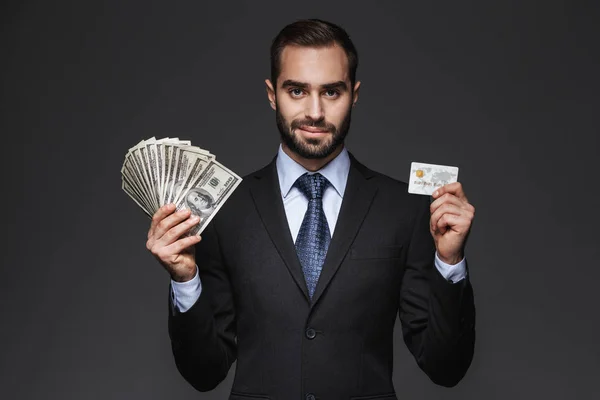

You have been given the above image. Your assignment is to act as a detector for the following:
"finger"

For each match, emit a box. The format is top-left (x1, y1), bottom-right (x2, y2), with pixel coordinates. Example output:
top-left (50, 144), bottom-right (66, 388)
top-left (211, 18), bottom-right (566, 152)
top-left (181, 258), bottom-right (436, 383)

top-left (430, 203), bottom-right (463, 232)
top-left (435, 213), bottom-right (463, 234)
top-left (430, 192), bottom-right (468, 215)
top-left (156, 214), bottom-right (201, 247)
top-left (163, 234), bottom-right (202, 256)
top-left (154, 208), bottom-right (193, 241)
top-left (149, 203), bottom-right (177, 239)
top-left (432, 182), bottom-right (467, 202)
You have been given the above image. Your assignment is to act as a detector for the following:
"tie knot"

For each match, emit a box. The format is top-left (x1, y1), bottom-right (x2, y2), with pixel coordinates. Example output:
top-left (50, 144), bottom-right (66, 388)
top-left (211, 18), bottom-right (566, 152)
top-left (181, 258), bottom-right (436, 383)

top-left (295, 173), bottom-right (329, 200)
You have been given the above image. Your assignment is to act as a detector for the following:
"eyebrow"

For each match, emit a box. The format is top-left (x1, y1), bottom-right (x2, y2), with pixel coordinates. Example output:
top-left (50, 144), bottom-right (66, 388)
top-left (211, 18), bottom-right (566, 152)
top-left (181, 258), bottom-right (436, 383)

top-left (281, 80), bottom-right (348, 91)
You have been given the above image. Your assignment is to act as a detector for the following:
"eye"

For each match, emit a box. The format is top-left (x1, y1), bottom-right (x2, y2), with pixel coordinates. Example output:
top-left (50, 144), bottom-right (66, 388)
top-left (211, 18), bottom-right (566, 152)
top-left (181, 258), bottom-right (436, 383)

top-left (289, 88), bottom-right (304, 97)
top-left (324, 89), bottom-right (340, 98)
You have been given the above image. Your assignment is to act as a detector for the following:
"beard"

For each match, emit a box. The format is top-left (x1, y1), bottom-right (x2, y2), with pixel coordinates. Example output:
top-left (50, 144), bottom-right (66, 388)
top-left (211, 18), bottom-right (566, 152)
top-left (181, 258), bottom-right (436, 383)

top-left (275, 103), bottom-right (352, 159)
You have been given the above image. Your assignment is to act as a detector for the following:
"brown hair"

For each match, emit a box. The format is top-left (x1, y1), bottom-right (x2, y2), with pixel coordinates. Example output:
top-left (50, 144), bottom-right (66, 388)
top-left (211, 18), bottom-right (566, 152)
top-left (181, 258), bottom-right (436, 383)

top-left (270, 19), bottom-right (359, 90)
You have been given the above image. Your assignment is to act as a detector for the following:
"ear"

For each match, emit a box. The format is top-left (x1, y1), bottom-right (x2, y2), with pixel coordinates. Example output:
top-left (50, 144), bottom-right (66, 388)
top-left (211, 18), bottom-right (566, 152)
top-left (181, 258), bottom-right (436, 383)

top-left (352, 80), bottom-right (361, 107)
top-left (265, 79), bottom-right (276, 110)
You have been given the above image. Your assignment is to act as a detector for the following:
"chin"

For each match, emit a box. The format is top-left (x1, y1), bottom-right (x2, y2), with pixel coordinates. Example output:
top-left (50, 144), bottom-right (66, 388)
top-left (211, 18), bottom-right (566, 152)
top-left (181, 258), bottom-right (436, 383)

top-left (298, 141), bottom-right (339, 159)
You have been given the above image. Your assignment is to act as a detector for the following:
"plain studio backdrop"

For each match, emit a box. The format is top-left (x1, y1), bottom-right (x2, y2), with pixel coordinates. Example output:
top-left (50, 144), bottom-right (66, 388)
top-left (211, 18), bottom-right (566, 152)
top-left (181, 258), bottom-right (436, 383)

top-left (2, 0), bottom-right (599, 399)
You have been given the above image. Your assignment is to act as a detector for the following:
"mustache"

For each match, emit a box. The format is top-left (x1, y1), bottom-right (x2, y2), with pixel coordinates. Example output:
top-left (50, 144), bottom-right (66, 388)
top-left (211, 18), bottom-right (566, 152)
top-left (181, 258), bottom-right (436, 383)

top-left (291, 119), bottom-right (336, 132)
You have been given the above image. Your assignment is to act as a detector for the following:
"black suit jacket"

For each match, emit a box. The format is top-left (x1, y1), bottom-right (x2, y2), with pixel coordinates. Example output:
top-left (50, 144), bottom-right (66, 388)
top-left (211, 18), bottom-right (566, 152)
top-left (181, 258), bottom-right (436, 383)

top-left (167, 153), bottom-right (475, 400)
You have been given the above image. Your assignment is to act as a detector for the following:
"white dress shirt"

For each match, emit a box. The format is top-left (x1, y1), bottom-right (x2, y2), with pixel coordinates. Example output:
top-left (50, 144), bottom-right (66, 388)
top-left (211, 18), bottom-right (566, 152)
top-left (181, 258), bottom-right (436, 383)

top-left (171, 145), bottom-right (467, 312)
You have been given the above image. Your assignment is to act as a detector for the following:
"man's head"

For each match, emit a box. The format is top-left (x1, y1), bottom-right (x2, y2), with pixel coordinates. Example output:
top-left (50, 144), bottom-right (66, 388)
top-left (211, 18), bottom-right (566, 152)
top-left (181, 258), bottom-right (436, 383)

top-left (186, 190), bottom-right (213, 214)
top-left (266, 19), bottom-right (360, 160)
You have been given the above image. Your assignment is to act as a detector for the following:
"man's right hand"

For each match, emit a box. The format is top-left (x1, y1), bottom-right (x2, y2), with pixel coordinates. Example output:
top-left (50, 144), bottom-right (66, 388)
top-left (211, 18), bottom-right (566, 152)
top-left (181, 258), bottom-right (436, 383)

top-left (146, 203), bottom-right (202, 282)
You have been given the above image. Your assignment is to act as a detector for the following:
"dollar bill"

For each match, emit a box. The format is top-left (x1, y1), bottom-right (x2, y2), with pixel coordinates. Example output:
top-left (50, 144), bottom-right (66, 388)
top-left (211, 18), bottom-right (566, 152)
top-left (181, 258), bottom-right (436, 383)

top-left (143, 139), bottom-right (162, 209)
top-left (121, 162), bottom-right (152, 213)
top-left (161, 139), bottom-right (192, 205)
top-left (122, 178), bottom-right (152, 218)
top-left (126, 141), bottom-right (155, 211)
top-left (175, 160), bottom-right (242, 236)
top-left (132, 140), bottom-right (158, 211)
top-left (121, 137), bottom-right (241, 233)
top-left (168, 146), bottom-right (214, 206)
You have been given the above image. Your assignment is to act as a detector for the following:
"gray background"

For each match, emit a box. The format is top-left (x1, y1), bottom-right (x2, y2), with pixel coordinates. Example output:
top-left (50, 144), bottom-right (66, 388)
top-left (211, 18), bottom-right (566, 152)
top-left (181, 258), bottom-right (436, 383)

top-left (3, 0), bottom-right (599, 399)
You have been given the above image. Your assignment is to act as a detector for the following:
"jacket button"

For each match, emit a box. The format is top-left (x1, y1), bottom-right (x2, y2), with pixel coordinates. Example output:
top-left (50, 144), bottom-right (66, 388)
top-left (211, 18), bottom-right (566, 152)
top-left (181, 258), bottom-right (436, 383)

top-left (306, 394), bottom-right (316, 400)
top-left (305, 328), bottom-right (316, 339)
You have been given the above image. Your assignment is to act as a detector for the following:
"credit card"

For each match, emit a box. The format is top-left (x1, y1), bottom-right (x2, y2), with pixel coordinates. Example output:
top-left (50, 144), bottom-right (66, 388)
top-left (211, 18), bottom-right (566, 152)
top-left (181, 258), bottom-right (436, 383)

top-left (408, 161), bottom-right (459, 196)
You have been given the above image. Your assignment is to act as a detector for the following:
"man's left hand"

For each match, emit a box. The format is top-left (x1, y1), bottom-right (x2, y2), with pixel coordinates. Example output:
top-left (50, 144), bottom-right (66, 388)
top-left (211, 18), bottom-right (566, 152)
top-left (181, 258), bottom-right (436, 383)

top-left (429, 182), bottom-right (475, 265)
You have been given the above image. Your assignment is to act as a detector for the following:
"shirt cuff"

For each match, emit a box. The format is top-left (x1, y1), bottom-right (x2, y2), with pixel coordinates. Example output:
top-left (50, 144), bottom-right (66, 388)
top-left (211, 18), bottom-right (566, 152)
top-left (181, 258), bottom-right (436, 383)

top-left (170, 266), bottom-right (202, 313)
top-left (434, 251), bottom-right (467, 283)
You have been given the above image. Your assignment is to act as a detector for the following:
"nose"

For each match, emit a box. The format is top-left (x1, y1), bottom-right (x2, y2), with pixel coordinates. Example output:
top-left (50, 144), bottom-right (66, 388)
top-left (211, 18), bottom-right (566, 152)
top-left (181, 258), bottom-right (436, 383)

top-left (305, 95), bottom-right (324, 121)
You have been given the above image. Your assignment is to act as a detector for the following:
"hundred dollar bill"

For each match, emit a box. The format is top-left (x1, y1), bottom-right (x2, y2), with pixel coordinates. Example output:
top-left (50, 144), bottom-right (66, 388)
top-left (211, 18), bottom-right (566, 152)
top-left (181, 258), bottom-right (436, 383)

top-left (161, 142), bottom-right (173, 205)
top-left (121, 159), bottom-right (150, 212)
top-left (133, 138), bottom-right (160, 211)
top-left (121, 162), bottom-right (151, 213)
top-left (176, 160), bottom-right (242, 236)
top-left (122, 178), bottom-right (152, 218)
top-left (143, 139), bottom-right (163, 210)
top-left (122, 137), bottom-right (240, 226)
top-left (168, 145), bottom-right (214, 206)
top-left (161, 139), bottom-right (192, 205)
top-left (154, 140), bottom-right (164, 203)
top-left (127, 140), bottom-right (157, 211)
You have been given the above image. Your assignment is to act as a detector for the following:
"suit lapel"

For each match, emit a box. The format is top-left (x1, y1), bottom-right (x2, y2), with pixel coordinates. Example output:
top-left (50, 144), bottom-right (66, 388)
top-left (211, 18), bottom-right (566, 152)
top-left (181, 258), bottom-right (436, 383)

top-left (249, 152), bottom-right (378, 307)
top-left (311, 153), bottom-right (378, 307)
top-left (249, 158), bottom-right (311, 302)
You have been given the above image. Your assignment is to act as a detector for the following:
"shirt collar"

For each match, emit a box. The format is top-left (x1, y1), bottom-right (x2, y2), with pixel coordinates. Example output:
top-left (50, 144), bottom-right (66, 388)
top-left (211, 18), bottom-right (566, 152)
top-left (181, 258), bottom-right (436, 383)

top-left (276, 144), bottom-right (350, 199)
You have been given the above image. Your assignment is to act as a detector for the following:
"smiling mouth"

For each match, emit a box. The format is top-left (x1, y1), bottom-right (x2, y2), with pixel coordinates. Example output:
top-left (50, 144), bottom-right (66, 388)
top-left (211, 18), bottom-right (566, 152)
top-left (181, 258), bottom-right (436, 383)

top-left (298, 126), bottom-right (329, 134)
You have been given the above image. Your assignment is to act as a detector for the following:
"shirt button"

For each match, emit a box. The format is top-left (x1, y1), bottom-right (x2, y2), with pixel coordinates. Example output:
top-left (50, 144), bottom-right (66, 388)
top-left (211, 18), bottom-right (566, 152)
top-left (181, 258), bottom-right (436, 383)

top-left (305, 328), bottom-right (317, 339)
top-left (306, 394), bottom-right (316, 400)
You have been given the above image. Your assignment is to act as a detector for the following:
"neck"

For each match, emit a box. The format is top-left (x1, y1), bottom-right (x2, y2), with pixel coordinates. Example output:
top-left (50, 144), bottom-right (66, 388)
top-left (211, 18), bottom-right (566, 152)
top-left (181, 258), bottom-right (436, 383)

top-left (282, 143), bottom-right (344, 172)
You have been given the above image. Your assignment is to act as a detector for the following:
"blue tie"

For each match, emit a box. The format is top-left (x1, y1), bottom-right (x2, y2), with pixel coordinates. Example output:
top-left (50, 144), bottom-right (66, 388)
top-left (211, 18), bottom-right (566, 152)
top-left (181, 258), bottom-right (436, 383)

top-left (294, 173), bottom-right (331, 299)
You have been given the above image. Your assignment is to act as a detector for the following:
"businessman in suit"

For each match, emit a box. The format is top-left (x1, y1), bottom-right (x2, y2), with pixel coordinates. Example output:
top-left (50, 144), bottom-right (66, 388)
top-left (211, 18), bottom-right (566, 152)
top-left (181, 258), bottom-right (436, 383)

top-left (146, 19), bottom-right (476, 399)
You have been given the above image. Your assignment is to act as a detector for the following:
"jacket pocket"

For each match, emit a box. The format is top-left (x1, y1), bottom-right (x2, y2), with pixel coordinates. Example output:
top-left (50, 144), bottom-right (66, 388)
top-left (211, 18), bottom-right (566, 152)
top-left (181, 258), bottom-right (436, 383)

top-left (350, 393), bottom-right (397, 400)
top-left (230, 391), bottom-right (270, 400)
top-left (349, 245), bottom-right (403, 260)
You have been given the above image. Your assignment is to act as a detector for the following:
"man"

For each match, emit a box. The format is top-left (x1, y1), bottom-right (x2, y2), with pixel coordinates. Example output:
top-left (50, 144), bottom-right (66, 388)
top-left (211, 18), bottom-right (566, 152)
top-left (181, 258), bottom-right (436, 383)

top-left (146, 19), bottom-right (476, 399)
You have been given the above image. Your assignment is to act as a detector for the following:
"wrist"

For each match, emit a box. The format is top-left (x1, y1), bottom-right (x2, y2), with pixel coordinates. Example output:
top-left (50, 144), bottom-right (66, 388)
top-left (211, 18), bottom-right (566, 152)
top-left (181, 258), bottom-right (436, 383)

top-left (171, 266), bottom-right (197, 283)
top-left (437, 252), bottom-right (463, 265)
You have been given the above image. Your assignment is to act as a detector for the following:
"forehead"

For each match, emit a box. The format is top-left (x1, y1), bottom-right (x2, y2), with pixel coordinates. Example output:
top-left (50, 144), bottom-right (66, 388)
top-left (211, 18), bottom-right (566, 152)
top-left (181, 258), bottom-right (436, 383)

top-left (278, 44), bottom-right (349, 86)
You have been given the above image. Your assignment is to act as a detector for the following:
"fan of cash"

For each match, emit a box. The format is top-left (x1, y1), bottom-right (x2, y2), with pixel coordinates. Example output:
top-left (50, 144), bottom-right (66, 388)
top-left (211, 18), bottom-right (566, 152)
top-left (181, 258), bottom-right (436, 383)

top-left (121, 137), bottom-right (242, 236)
